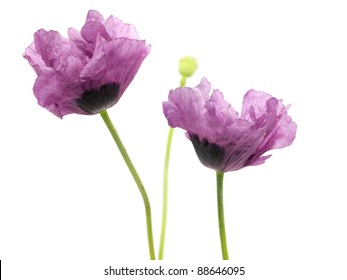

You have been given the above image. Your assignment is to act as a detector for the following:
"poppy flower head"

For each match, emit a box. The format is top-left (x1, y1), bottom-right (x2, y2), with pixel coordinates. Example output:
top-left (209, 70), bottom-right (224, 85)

top-left (24, 10), bottom-right (151, 118)
top-left (163, 78), bottom-right (297, 172)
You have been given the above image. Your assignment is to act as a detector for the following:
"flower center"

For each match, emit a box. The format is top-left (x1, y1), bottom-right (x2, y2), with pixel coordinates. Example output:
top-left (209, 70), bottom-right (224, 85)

top-left (76, 83), bottom-right (120, 114)
top-left (190, 134), bottom-right (225, 171)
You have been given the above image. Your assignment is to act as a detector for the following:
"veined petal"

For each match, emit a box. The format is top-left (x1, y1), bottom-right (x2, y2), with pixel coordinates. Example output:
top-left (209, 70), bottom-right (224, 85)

top-left (80, 36), bottom-right (150, 96)
top-left (241, 89), bottom-right (274, 121)
top-left (196, 77), bottom-right (211, 100)
top-left (164, 79), bottom-right (209, 136)
top-left (105, 16), bottom-right (140, 39)
top-left (205, 89), bottom-right (239, 130)
top-left (68, 27), bottom-right (93, 60)
top-left (33, 29), bottom-right (71, 70)
top-left (221, 121), bottom-right (265, 171)
top-left (85, 10), bottom-right (105, 23)
top-left (163, 101), bottom-right (182, 128)
top-left (81, 21), bottom-right (110, 44)
top-left (33, 68), bottom-right (84, 118)
top-left (270, 116), bottom-right (297, 149)
top-left (248, 154), bottom-right (272, 166)
top-left (23, 42), bottom-right (46, 75)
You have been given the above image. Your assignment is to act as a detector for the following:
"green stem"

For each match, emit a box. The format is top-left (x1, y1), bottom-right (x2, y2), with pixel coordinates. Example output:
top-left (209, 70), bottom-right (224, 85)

top-left (99, 110), bottom-right (155, 260)
top-left (158, 127), bottom-right (174, 259)
top-left (158, 76), bottom-right (187, 260)
top-left (217, 171), bottom-right (229, 260)
top-left (180, 77), bottom-right (187, 87)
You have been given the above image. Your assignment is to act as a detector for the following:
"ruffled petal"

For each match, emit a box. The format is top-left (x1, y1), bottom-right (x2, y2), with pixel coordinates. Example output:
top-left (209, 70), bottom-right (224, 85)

top-left (68, 27), bottom-right (93, 59)
top-left (241, 91), bottom-right (297, 165)
top-left (23, 42), bottom-right (46, 75)
top-left (80, 36), bottom-right (150, 96)
top-left (269, 114), bottom-right (297, 149)
top-left (85, 10), bottom-right (105, 23)
top-left (204, 89), bottom-right (239, 141)
top-left (33, 67), bottom-right (84, 118)
top-left (162, 100), bottom-right (182, 128)
top-left (195, 77), bottom-right (211, 100)
top-left (220, 120), bottom-right (265, 171)
top-left (105, 16), bottom-right (140, 39)
top-left (164, 78), bottom-right (211, 137)
top-left (248, 154), bottom-right (272, 166)
top-left (81, 21), bottom-right (110, 44)
top-left (241, 89), bottom-right (274, 121)
top-left (33, 29), bottom-right (71, 70)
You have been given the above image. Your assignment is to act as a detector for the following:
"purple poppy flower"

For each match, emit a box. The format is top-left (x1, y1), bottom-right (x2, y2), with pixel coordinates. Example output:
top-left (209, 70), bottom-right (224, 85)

top-left (24, 10), bottom-right (151, 118)
top-left (163, 78), bottom-right (297, 172)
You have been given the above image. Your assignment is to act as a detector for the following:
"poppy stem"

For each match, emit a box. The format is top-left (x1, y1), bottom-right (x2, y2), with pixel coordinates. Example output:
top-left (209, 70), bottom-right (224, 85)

top-left (180, 77), bottom-right (187, 87)
top-left (216, 171), bottom-right (229, 260)
top-left (158, 71), bottom-right (190, 259)
top-left (100, 110), bottom-right (155, 260)
top-left (158, 127), bottom-right (174, 259)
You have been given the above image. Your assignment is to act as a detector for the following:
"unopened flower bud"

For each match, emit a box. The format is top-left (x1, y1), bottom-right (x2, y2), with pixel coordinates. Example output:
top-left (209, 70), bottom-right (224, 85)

top-left (179, 56), bottom-right (198, 78)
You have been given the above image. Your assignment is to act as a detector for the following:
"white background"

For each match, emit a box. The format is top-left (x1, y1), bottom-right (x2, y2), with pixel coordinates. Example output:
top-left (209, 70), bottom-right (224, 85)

top-left (0, 0), bottom-right (346, 279)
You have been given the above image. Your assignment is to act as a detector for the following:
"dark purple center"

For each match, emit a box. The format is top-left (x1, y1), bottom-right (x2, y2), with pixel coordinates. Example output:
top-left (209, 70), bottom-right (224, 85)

top-left (190, 134), bottom-right (225, 171)
top-left (76, 83), bottom-right (120, 114)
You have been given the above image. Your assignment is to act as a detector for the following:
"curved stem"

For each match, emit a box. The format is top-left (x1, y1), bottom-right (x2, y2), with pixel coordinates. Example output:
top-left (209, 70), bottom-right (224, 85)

top-left (217, 171), bottom-right (229, 260)
top-left (158, 127), bottom-right (174, 259)
top-left (100, 110), bottom-right (155, 260)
